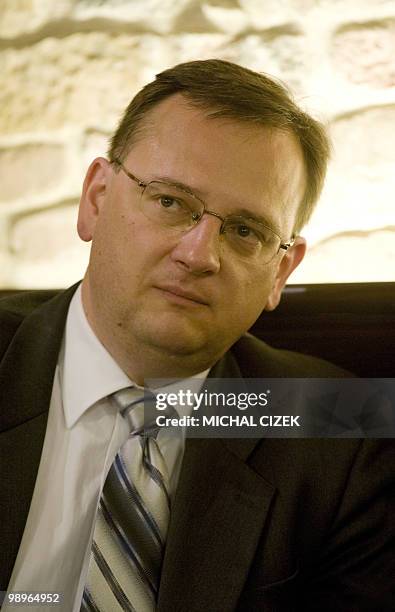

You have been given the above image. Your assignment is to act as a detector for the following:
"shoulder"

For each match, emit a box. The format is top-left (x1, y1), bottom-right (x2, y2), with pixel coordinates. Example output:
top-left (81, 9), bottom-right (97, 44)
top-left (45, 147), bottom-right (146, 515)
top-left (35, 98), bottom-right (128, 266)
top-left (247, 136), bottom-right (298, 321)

top-left (0, 290), bottom-right (60, 358)
top-left (230, 332), bottom-right (351, 377)
top-left (0, 290), bottom-right (59, 319)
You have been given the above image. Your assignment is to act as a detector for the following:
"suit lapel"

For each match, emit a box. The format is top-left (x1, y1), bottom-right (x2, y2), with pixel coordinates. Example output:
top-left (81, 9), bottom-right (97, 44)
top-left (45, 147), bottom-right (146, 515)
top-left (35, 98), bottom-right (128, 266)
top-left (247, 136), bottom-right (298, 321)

top-left (0, 284), bottom-right (79, 431)
top-left (158, 437), bottom-right (274, 611)
top-left (0, 284), bottom-right (78, 587)
top-left (158, 351), bottom-right (275, 611)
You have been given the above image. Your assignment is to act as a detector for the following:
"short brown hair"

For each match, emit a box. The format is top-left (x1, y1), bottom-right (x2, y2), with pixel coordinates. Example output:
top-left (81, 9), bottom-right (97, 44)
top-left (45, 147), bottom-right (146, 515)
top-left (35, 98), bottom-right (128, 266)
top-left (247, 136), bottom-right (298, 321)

top-left (108, 59), bottom-right (330, 233)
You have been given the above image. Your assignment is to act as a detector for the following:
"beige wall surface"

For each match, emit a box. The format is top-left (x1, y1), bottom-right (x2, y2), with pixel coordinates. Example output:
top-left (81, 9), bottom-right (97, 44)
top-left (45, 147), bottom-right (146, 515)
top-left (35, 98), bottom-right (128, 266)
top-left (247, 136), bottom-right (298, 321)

top-left (0, 0), bottom-right (394, 288)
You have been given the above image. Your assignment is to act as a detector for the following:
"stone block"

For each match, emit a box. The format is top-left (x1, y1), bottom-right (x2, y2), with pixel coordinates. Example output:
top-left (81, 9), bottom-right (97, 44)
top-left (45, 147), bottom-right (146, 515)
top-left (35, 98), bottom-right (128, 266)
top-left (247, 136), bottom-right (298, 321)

top-left (332, 20), bottom-right (395, 88)
top-left (8, 202), bottom-right (90, 287)
top-left (331, 105), bottom-right (395, 168)
top-left (10, 202), bottom-right (83, 262)
top-left (0, 0), bottom-right (73, 38)
top-left (327, 106), bottom-right (395, 233)
top-left (11, 247), bottom-right (89, 288)
top-left (82, 129), bottom-right (111, 170)
top-left (222, 30), bottom-right (305, 92)
top-left (0, 142), bottom-right (66, 202)
top-left (73, 0), bottom-right (193, 33)
top-left (201, 5), bottom-right (249, 35)
top-left (300, 104), bottom-right (395, 246)
top-left (291, 228), bottom-right (395, 283)
top-left (0, 33), bottom-right (143, 134)
top-left (239, 0), bottom-right (300, 28)
top-left (159, 33), bottom-right (228, 65)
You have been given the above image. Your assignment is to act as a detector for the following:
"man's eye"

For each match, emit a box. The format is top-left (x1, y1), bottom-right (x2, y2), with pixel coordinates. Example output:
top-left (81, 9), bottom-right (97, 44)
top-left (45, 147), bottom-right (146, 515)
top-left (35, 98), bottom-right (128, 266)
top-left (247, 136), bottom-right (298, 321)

top-left (159, 196), bottom-right (179, 209)
top-left (232, 223), bottom-right (261, 243)
top-left (236, 225), bottom-right (252, 238)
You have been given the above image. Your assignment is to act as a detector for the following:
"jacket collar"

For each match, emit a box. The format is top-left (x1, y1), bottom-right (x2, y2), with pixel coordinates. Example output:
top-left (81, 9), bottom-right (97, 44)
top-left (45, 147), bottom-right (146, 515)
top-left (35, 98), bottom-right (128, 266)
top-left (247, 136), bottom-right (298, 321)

top-left (0, 283), bottom-right (80, 432)
top-left (158, 434), bottom-right (274, 611)
top-left (0, 283), bottom-right (79, 588)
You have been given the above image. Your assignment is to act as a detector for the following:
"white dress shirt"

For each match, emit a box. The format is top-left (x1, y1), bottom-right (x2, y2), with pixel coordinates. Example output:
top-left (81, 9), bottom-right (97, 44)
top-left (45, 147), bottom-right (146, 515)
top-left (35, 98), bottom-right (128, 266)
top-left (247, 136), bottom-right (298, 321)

top-left (5, 285), bottom-right (207, 611)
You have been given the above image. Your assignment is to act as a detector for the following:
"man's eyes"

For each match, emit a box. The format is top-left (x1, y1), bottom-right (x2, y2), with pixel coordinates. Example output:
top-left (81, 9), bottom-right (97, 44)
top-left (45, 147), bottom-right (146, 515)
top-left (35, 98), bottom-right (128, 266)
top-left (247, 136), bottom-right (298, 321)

top-left (145, 188), bottom-right (274, 246)
top-left (236, 224), bottom-right (255, 238)
top-left (148, 190), bottom-right (190, 212)
top-left (226, 221), bottom-right (267, 243)
top-left (158, 195), bottom-right (182, 209)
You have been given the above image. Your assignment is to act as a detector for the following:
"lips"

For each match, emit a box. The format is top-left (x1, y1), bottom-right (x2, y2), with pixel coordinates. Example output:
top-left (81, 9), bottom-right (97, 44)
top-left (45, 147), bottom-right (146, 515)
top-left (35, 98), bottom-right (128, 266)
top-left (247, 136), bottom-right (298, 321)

top-left (155, 284), bottom-right (209, 306)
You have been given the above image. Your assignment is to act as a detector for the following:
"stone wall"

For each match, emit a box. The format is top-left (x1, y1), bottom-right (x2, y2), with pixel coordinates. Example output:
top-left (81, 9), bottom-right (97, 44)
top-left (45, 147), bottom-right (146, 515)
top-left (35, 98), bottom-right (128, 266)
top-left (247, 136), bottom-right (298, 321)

top-left (1, 0), bottom-right (394, 288)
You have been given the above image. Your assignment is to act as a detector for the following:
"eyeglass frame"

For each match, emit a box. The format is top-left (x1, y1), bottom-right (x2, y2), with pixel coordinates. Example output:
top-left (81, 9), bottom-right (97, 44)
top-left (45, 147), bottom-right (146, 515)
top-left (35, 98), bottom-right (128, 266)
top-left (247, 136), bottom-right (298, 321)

top-left (111, 157), bottom-right (296, 257)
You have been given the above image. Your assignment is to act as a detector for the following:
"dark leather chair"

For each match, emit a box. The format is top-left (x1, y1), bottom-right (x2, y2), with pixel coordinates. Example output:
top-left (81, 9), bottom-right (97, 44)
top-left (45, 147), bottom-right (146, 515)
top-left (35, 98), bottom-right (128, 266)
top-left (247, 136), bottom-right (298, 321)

top-left (1, 283), bottom-right (394, 377)
top-left (250, 282), bottom-right (394, 377)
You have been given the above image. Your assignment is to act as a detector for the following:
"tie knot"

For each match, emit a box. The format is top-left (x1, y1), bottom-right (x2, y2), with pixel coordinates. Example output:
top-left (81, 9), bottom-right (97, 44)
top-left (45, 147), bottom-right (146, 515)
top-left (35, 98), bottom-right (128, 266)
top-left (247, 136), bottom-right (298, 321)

top-left (111, 387), bottom-right (175, 437)
top-left (111, 387), bottom-right (146, 412)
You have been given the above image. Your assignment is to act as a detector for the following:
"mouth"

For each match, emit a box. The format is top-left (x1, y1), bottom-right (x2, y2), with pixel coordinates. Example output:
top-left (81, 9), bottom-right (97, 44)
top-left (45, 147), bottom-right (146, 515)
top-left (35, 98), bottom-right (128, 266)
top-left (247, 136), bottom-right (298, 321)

top-left (154, 284), bottom-right (209, 306)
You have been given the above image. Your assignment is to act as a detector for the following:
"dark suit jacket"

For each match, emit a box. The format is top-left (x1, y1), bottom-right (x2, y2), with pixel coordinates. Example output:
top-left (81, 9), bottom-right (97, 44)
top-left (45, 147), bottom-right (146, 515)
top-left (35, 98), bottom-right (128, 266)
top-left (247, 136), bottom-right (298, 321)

top-left (0, 285), bottom-right (393, 611)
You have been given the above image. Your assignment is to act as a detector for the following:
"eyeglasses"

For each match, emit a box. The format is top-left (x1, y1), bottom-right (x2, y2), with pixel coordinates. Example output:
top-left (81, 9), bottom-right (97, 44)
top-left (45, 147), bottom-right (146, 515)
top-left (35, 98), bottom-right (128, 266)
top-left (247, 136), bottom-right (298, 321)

top-left (112, 158), bottom-right (295, 264)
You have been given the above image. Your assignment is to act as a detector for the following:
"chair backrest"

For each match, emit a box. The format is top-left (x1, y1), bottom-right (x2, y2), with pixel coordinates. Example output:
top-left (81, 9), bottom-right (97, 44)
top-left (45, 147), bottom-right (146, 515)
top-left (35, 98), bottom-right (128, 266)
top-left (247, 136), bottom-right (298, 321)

top-left (250, 282), bottom-right (394, 377)
top-left (1, 283), bottom-right (393, 377)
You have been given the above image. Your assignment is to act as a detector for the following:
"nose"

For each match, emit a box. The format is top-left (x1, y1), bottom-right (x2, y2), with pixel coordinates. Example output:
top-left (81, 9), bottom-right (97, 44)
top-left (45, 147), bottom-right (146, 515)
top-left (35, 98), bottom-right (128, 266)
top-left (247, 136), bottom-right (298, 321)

top-left (170, 215), bottom-right (221, 275)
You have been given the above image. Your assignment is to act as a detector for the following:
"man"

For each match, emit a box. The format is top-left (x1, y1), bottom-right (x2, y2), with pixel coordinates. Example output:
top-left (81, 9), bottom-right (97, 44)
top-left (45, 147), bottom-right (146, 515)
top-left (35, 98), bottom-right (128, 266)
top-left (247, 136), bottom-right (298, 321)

top-left (0, 60), bottom-right (393, 611)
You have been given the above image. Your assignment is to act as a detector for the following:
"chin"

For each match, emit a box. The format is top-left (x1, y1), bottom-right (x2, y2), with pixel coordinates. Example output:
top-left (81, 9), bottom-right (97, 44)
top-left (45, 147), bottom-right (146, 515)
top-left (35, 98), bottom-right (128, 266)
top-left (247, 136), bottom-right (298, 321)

top-left (136, 320), bottom-right (210, 356)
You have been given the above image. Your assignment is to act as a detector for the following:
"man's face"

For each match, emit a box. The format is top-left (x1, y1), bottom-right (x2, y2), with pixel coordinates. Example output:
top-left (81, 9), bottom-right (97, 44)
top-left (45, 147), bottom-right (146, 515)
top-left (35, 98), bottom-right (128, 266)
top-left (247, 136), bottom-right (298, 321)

top-left (78, 95), bottom-right (306, 377)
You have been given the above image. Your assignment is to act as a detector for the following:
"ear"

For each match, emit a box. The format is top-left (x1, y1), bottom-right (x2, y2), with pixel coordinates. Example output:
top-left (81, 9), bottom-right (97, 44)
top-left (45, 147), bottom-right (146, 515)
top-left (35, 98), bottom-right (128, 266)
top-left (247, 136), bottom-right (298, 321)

top-left (77, 157), bottom-right (111, 242)
top-left (265, 236), bottom-right (306, 311)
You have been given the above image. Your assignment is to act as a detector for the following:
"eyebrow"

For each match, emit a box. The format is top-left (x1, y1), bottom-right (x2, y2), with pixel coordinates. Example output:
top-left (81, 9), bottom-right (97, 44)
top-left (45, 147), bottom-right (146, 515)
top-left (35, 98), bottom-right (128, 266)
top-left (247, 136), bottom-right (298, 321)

top-left (228, 208), bottom-right (282, 236)
top-left (151, 175), bottom-right (203, 199)
top-left (152, 174), bottom-right (282, 237)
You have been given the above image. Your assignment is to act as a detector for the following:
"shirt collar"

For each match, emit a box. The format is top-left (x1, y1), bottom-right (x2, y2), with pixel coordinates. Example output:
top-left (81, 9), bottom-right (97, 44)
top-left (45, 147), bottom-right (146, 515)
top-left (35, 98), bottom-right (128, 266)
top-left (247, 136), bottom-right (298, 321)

top-left (60, 285), bottom-right (135, 429)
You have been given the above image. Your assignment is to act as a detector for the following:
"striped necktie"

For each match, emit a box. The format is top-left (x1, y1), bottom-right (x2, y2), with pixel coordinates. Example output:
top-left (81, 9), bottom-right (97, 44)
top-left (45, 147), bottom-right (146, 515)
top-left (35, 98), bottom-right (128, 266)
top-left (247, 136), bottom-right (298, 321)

top-left (82, 388), bottom-right (171, 611)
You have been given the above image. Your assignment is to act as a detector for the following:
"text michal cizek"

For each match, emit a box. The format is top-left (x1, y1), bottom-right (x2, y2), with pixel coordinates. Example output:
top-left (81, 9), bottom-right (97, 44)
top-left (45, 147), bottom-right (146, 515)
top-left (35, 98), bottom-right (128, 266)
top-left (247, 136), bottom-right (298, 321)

top-left (156, 414), bottom-right (301, 428)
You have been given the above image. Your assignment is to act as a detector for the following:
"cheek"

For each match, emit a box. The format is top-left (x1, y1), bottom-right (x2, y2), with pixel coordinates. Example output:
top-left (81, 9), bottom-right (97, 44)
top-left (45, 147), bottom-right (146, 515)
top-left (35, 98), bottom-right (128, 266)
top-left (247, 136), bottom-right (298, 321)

top-left (221, 272), bottom-right (275, 329)
top-left (94, 199), bottom-right (137, 255)
top-left (233, 265), bottom-right (276, 305)
top-left (237, 268), bottom-right (275, 325)
top-left (92, 209), bottom-right (174, 295)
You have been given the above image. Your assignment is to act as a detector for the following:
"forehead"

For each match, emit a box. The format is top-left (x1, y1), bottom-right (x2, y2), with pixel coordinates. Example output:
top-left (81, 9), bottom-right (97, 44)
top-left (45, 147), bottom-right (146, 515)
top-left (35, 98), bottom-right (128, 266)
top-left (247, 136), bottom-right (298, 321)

top-left (125, 95), bottom-right (306, 231)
